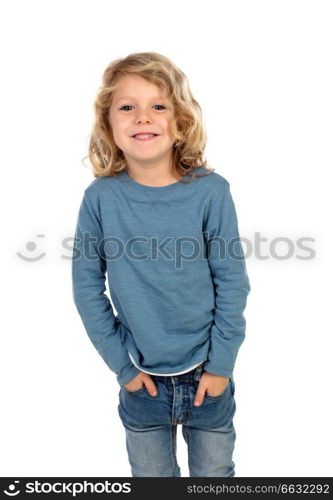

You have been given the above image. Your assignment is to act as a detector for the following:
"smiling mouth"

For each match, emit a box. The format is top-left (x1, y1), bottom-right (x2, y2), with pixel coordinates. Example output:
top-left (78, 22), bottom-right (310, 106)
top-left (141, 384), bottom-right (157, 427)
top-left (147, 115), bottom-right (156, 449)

top-left (132, 134), bottom-right (159, 142)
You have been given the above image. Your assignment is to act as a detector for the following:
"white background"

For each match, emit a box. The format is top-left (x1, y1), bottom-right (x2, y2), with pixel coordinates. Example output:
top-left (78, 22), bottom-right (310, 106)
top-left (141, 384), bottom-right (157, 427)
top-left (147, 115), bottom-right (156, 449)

top-left (1, 0), bottom-right (332, 477)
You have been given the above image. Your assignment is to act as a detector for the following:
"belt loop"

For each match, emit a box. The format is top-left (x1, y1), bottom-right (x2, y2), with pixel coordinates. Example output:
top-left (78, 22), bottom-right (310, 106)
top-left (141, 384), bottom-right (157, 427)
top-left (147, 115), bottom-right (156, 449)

top-left (193, 362), bottom-right (204, 381)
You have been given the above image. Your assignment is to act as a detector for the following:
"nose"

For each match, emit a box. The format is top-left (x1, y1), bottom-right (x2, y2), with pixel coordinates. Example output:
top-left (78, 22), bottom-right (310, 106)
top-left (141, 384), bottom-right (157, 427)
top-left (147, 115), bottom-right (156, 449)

top-left (136, 117), bottom-right (152, 124)
top-left (135, 109), bottom-right (153, 124)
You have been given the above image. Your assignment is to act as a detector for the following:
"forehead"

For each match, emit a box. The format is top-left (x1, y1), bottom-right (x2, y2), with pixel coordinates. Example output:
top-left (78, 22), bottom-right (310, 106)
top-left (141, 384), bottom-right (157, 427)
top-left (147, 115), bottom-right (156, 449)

top-left (112, 74), bottom-right (167, 102)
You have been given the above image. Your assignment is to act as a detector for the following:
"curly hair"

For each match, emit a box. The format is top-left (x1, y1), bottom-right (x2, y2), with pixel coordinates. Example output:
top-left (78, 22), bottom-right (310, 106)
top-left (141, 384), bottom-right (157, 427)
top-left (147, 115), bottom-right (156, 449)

top-left (83, 52), bottom-right (215, 183)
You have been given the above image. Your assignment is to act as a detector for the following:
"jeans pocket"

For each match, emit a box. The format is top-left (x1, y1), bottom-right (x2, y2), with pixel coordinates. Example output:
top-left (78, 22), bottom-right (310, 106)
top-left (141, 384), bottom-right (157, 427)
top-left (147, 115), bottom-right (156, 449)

top-left (122, 384), bottom-right (147, 395)
top-left (205, 377), bottom-right (231, 400)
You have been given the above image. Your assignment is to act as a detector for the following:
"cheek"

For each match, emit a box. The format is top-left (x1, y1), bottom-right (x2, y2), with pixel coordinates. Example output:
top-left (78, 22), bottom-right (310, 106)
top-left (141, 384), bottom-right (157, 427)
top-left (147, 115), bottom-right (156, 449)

top-left (110, 118), bottom-right (127, 142)
top-left (160, 118), bottom-right (173, 135)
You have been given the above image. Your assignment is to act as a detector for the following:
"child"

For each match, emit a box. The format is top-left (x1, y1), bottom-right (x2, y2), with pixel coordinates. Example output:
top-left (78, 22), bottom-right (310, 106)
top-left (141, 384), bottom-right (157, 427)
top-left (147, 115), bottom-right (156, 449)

top-left (72, 52), bottom-right (251, 477)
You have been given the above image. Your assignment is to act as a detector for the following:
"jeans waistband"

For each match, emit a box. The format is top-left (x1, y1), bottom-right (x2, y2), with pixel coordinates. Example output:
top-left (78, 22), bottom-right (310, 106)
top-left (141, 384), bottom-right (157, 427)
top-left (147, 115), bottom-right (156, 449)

top-left (151, 362), bottom-right (205, 383)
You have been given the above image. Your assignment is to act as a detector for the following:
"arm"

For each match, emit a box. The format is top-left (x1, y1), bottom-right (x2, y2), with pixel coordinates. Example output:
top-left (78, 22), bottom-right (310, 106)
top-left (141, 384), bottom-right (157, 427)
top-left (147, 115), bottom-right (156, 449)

top-left (203, 180), bottom-right (251, 378)
top-left (71, 188), bottom-right (140, 387)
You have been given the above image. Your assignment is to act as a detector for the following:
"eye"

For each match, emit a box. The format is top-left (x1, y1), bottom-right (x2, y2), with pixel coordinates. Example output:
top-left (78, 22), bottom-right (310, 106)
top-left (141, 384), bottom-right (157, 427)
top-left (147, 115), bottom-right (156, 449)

top-left (153, 105), bottom-right (167, 110)
top-left (119, 105), bottom-right (133, 111)
top-left (119, 104), bottom-right (167, 111)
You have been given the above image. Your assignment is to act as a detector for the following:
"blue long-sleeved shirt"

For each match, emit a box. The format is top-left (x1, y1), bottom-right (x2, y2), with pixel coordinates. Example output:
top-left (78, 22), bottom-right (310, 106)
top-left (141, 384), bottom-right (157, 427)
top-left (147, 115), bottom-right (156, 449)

top-left (71, 167), bottom-right (251, 387)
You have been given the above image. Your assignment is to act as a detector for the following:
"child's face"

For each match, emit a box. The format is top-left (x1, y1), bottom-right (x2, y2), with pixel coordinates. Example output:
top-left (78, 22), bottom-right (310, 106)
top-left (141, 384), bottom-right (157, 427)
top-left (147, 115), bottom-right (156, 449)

top-left (108, 74), bottom-right (176, 168)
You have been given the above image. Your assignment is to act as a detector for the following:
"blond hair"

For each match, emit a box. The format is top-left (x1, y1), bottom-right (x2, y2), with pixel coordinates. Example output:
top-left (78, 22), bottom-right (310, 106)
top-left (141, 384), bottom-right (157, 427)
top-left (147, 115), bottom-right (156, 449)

top-left (83, 52), bottom-right (215, 183)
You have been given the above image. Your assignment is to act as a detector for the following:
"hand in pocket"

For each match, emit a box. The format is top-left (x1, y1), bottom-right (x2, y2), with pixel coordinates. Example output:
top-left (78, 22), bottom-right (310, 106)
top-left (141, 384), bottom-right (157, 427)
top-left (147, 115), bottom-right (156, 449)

top-left (123, 371), bottom-right (158, 396)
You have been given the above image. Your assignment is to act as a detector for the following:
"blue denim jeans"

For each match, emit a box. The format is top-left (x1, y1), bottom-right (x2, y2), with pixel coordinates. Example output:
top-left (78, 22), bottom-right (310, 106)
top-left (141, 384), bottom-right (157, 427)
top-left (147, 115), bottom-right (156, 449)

top-left (117, 362), bottom-right (236, 477)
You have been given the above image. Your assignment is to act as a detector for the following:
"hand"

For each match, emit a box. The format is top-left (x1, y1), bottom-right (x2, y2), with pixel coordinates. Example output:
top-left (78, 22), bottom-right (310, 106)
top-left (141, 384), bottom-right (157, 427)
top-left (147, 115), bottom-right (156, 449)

top-left (123, 371), bottom-right (158, 397)
top-left (194, 371), bottom-right (229, 406)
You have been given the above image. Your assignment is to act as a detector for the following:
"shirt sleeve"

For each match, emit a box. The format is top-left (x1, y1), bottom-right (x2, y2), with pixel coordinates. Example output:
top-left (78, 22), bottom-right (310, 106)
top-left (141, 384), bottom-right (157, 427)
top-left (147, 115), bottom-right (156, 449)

top-left (71, 188), bottom-right (141, 387)
top-left (203, 180), bottom-right (251, 378)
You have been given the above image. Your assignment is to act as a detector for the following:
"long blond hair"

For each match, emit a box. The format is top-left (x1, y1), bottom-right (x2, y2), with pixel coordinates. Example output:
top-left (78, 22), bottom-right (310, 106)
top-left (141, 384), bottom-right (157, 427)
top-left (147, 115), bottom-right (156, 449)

top-left (83, 52), bottom-right (215, 183)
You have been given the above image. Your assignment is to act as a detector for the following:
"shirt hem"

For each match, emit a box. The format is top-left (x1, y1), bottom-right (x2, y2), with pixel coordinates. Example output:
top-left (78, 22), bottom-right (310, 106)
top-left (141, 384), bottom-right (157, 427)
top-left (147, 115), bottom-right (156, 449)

top-left (128, 352), bottom-right (205, 376)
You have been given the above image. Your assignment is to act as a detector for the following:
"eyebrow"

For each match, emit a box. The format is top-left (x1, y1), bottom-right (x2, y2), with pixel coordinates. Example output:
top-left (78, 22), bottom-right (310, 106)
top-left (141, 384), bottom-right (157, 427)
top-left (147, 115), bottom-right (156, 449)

top-left (114, 96), bottom-right (166, 103)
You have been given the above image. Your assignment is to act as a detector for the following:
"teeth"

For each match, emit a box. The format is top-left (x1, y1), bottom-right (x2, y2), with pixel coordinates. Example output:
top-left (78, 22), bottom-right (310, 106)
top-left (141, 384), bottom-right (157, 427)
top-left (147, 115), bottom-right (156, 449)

top-left (134, 134), bottom-right (156, 139)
